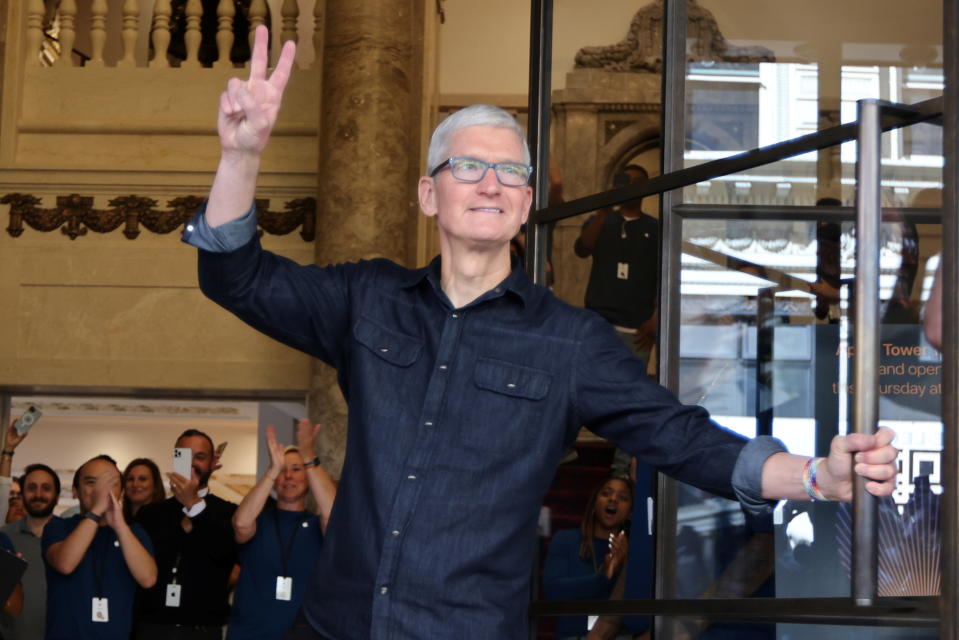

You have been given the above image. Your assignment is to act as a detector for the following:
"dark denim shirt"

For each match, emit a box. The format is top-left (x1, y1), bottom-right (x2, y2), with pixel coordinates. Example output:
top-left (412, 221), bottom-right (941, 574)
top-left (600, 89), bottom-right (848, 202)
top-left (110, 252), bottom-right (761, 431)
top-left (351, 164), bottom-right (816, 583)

top-left (183, 207), bottom-right (784, 640)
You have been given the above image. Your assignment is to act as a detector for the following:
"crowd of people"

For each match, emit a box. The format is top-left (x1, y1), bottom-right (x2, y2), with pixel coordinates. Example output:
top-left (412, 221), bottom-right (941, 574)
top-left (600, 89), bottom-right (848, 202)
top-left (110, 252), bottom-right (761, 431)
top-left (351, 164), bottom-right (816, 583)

top-left (0, 416), bottom-right (336, 640)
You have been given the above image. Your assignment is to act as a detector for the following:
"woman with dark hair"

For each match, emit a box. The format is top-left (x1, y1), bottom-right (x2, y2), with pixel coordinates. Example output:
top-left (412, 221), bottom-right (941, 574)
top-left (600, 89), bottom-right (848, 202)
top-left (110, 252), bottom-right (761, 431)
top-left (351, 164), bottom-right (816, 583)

top-left (122, 458), bottom-right (165, 522)
top-left (543, 476), bottom-right (633, 640)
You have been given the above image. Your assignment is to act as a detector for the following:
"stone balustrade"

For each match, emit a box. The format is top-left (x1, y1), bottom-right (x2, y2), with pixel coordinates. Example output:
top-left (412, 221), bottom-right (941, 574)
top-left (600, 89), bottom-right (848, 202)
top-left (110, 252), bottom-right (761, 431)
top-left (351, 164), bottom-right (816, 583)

top-left (25, 0), bottom-right (323, 69)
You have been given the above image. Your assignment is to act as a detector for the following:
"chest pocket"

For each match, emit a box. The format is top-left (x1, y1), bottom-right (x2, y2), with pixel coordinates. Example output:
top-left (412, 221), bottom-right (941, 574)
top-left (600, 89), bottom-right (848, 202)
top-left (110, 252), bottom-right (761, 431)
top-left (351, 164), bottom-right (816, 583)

top-left (460, 357), bottom-right (552, 454)
top-left (474, 357), bottom-right (551, 400)
top-left (352, 316), bottom-right (422, 367)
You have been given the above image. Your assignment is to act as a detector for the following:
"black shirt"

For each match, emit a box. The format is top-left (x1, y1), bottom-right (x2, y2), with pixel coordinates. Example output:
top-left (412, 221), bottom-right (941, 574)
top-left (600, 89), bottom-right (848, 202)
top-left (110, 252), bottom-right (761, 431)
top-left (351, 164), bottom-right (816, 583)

top-left (135, 494), bottom-right (237, 626)
top-left (577, 210), bottom-right (659, 328)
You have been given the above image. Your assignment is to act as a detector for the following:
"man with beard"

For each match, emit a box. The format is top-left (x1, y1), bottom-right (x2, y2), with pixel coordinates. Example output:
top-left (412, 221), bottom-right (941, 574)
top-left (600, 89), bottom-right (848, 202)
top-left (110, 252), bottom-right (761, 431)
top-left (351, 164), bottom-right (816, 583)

top-left (134, 429), bottom-right (238, 640)
top-left (0, 462), bottom-right (60, 640)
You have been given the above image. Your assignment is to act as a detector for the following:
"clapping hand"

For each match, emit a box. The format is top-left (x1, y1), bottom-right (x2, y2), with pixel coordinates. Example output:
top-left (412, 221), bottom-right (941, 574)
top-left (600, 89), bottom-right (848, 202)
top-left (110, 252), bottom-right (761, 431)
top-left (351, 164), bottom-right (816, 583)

top-left (602, 531), bottom-right (629, 579)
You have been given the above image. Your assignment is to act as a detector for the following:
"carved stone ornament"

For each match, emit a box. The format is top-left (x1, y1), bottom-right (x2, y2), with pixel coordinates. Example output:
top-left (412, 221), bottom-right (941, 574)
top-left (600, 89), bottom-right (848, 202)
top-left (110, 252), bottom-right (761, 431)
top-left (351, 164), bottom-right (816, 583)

top-left (574, 0), bottom-right (775, 73)
top-left (3, 193), bottom-right (316, 241)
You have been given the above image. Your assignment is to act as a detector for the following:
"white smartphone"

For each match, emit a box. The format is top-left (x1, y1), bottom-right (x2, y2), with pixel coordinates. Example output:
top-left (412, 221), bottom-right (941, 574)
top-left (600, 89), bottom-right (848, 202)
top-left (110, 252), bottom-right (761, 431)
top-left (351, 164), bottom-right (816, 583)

top-left (14, 406), bottom-right (41, 435)
top-left (172, 447), bottom-right (192, 478)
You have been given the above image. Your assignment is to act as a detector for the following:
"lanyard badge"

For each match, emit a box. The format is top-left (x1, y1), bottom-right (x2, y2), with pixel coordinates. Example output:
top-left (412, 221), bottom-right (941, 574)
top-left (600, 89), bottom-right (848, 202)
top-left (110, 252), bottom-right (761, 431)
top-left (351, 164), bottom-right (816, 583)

top-left (92, 597), bottom-right (109, 623)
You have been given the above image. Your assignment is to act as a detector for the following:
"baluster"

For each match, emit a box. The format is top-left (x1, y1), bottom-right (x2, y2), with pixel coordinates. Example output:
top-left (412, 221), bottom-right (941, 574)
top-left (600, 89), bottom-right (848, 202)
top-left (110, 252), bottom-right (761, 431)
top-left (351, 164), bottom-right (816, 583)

top-left (89, 0), bottom-right (108, 66)
top-left (57, 0), bottom-right (78, 66)
top-left (26, 0), bottom-right (45, 67)
top-left (118, 0), bottom-right (139, 67)
top-left (248, 0), bottom-right (268, 67)
top-left (182, 0), bottom-right (203, 67)
top-left (313, 0), bottom-right (325, 71)
top-left (281, 0), bottom-right (299, 45)
top-left (150, 0), bottom-right (172, 68)
top-left (214, 0), bottom-right (235, 68)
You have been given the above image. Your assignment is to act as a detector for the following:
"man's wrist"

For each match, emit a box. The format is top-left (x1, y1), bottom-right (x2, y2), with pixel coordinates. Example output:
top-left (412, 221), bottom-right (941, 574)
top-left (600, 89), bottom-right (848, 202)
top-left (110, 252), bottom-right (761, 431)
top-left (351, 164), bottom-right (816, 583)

top-left (182, 497), bottom-right (207, 518)
top-left (1, 450), bottom-right (14, 457)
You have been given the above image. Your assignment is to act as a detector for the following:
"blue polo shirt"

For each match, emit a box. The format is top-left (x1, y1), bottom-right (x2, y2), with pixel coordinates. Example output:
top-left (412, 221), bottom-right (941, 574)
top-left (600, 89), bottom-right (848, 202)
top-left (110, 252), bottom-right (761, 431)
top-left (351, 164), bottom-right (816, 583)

top-left (227, 508), bottom-right (323, 640)
top-left (42, 515), bottom-right (153, 640)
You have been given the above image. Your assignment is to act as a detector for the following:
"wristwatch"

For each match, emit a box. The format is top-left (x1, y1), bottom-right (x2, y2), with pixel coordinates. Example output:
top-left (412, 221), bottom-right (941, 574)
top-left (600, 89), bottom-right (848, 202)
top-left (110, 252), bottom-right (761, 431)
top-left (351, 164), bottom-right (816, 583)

top-left (304, 456), bottom-right (321, 468)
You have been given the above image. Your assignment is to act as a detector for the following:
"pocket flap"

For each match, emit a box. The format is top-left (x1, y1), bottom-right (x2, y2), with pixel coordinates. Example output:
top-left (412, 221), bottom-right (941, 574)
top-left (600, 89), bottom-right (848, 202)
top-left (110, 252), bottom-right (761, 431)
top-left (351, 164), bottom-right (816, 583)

top-left (353, 316), bottom-right (422, 367)
top-left (474, 357), bottom-right (551, 400)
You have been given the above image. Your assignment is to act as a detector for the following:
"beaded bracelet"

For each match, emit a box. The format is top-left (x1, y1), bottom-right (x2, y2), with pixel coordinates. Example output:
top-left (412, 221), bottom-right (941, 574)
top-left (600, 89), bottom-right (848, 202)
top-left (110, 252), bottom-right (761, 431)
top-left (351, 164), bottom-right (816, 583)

top-left (802, 457), bottom-right (830, 501)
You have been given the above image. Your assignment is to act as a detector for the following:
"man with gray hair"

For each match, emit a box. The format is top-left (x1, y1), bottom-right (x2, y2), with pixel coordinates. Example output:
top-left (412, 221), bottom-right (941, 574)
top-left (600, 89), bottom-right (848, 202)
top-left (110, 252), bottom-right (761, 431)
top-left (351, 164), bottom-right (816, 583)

top-left (183, 27), bottom-right (898, 640)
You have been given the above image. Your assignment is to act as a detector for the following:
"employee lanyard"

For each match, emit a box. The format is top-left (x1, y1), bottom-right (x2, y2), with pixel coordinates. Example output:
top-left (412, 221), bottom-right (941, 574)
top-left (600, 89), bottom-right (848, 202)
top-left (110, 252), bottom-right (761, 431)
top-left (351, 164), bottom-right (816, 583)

top-left (272, 510), bottom-right (306, 578)
top-left (92, 533), bottom-right (111, 598)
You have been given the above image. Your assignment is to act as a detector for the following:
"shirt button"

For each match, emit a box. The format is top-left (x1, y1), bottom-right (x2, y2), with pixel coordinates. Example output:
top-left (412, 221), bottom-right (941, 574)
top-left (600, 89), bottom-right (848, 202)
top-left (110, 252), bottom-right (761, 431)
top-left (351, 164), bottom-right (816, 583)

top-left (451, 313), bottom-right (459, 318)
top-left (424, 421), bottom-right (433, 427)
top-left (379, 347), bottom-right (389, 353)
top-left (380, 586), bottom-right (389, 595)
top-left (407, 474), bottom-right (417, 480)
top-left (392, 530), bottom-right (400, 537)
top-left (439, 364), bottom-right (448, 370)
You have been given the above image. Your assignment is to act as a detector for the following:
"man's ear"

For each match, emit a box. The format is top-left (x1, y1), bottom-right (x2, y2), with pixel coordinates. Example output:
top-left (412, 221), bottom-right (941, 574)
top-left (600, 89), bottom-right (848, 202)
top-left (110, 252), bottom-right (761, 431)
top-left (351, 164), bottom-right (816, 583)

top-left (418, 176), bottom-right (438, 218)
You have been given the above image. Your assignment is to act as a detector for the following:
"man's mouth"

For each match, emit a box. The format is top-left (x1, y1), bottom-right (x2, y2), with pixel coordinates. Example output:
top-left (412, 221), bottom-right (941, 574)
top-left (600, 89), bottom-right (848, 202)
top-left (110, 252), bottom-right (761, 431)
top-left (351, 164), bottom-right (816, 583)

top-left (470, 207), bottom-right (503, 213)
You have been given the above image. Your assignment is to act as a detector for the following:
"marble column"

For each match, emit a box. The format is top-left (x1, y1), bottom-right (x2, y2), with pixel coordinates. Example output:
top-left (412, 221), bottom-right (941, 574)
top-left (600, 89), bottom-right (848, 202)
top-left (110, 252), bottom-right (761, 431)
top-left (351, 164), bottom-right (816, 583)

top-left (307, 0), bottom-right (426, 479)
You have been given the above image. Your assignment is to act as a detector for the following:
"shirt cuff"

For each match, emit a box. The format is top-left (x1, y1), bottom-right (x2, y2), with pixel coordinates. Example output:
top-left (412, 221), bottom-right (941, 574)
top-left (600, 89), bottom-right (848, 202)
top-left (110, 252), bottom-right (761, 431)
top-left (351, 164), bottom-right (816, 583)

top-left (731, 435), bottom-right (788, 519)
top-left (182, 498), bottom-right (207, 518)
top-left (181, 201), bottom-right (257, 253)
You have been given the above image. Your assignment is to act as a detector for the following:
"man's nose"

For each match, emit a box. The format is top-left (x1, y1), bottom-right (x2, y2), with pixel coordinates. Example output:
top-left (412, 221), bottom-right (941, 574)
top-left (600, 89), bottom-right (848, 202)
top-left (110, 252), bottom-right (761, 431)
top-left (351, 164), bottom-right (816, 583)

top-left (475, 166), bottom-right (502, 192)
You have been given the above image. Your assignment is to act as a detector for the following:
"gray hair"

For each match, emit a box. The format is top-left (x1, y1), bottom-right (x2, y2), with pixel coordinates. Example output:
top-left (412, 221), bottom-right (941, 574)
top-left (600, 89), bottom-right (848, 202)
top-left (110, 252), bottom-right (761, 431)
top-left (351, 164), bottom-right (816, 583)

top-left (427, 104), bottom-right (531, 174)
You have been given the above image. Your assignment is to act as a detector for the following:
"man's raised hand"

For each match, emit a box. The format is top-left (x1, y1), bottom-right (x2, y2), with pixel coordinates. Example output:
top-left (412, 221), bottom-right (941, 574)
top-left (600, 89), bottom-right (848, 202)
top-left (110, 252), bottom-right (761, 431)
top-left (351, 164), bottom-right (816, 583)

top-left (218, 25), bottom-right (296, 157)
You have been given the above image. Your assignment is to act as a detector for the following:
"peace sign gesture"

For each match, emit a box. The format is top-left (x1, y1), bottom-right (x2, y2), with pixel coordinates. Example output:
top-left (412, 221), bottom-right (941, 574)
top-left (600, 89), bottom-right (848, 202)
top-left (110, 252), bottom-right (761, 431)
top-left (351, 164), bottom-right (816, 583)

top-left (218, 25), bottom-right (297, 156)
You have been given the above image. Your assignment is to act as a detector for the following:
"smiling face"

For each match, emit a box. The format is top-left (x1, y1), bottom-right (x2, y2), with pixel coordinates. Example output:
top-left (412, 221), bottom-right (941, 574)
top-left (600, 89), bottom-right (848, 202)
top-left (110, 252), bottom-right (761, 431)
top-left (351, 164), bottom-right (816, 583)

top-left (593, 478), bottom-right (632, 533)
top-left (124, 464), bottom-right (156, 508)
top-left (273, 451), bottom-right (309, 509)
top-left (418, 125), bottom-right (533, 253)
top-left (23, 469), bottom-right (58, 518)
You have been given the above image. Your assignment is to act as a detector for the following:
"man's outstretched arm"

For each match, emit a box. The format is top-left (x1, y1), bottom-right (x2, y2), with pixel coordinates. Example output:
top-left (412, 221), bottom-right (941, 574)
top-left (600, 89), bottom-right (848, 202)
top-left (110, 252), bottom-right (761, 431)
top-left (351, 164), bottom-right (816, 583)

top-left (205, 26), bottom-right (296, 229)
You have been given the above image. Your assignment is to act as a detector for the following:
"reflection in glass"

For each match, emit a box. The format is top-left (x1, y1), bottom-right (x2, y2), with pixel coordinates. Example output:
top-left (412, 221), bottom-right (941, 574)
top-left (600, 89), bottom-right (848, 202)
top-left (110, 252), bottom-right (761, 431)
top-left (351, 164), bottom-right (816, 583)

top-left (674, 216), bottom-right (942, 616)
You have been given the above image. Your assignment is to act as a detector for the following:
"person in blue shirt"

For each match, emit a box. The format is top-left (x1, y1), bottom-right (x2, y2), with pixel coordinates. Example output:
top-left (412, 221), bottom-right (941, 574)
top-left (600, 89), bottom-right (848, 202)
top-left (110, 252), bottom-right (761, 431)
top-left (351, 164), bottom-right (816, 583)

top-left (544, 477), bottom-right (633, 640)
top-left (182, 26), bottom-right (899, 640)
top-left (1, 530), bottom-right (23, 619)
top-left (42, 455), bottom-right (156, 640)
top-left (227, 420), bottom-right (336, 639)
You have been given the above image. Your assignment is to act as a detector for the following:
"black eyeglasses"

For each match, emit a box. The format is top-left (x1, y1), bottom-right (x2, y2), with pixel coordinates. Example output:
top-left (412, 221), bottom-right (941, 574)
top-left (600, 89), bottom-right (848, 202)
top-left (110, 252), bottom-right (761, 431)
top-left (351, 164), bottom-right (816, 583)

top-left (430, 156), bottom-right (533, 187)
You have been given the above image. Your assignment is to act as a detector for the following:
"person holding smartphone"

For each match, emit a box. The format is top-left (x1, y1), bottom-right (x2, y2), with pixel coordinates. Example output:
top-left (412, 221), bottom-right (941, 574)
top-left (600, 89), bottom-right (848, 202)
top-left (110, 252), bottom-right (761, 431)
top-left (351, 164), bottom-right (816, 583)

top-left (134, 429), bottom-right (237, 640)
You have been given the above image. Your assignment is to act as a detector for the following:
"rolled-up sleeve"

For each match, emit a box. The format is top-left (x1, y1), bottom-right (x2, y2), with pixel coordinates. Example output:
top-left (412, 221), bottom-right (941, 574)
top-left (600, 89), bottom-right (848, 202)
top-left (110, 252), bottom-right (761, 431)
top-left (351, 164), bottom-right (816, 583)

top-left (731, 435), bottom-right (787, 519)
top-left (181, 202), bottom-right (257, 253)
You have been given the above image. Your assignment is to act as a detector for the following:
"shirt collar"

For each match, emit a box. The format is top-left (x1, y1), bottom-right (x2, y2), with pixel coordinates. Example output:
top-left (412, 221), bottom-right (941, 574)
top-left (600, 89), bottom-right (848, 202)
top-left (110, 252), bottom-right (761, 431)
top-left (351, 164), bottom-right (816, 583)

top-left (399, 255), bottom-right (533, 309)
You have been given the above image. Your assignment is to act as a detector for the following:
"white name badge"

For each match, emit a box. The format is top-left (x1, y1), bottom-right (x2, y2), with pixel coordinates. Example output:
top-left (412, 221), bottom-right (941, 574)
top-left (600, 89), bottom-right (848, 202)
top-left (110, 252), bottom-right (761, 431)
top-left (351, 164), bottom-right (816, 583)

top-left (92, 597), bottom-right (109, 623)
top-left (165, 583), bottom-right (182, 608)
top-left (617, 262), bottom-right (629, 280)
top-left (276, 576), bottom-right (293, 601)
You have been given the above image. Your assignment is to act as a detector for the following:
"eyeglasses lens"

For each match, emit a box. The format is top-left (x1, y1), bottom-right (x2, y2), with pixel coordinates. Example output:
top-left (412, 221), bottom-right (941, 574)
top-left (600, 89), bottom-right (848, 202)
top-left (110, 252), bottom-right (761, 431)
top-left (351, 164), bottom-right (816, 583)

top-left (449, 157), bottom-right (529, 186)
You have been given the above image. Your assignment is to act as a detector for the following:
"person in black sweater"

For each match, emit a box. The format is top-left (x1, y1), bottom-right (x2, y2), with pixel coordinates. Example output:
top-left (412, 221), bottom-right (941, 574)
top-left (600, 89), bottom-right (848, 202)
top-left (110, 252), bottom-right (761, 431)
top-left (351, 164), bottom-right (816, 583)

top-left (135, 429), bottom-right (237, 640)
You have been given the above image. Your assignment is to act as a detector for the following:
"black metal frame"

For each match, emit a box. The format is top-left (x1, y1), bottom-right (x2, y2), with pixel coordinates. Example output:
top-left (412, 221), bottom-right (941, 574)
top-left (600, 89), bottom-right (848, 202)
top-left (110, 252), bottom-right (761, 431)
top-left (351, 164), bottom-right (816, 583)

top-left (525, 0), bottom-right (954, 633)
